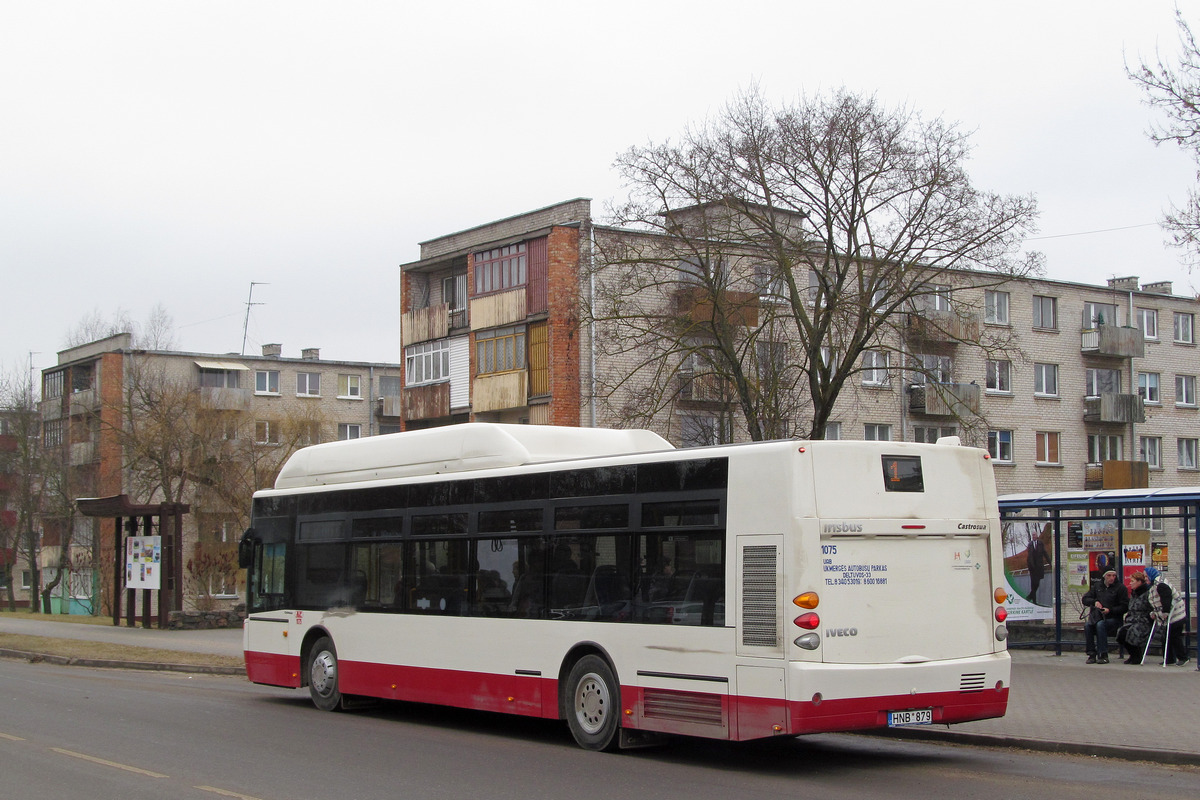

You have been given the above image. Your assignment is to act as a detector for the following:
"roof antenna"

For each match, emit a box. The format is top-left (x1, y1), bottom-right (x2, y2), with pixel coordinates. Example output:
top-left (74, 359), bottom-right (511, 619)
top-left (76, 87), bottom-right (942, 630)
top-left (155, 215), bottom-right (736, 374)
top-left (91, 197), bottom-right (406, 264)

top-left (241, 282), bottom-right (268, 355)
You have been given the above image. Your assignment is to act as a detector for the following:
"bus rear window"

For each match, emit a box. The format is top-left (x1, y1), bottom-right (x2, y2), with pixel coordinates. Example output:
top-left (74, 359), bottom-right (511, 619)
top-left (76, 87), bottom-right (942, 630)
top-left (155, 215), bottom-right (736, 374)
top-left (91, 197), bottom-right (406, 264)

top-left (882, 455), bottom-right (923, 492)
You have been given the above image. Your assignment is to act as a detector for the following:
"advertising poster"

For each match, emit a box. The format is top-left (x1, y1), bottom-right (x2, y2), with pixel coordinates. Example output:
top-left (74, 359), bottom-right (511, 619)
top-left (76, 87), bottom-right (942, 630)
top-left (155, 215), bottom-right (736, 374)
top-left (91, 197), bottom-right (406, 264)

top-left (1066, 550), bottom-right (1091, 592)
top-left (1120, 530), bottom-right (1151, 586)
top-left (1001, 520), bottom-right (1053, 620)
top-left (125, 535), bottom-right (162, 590)
top-left (1152, 542), bottom-right (1169, 572)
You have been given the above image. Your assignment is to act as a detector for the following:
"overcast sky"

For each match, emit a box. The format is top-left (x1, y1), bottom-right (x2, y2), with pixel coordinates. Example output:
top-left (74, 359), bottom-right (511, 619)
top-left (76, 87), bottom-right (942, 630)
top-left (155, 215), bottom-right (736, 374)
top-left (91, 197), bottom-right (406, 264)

top-left (3, 1), bottom-right (1200, 383)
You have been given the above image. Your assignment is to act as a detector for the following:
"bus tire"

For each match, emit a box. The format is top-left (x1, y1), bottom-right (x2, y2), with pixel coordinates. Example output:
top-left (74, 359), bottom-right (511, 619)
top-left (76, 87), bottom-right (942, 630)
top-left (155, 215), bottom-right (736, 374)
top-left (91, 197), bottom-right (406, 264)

top-left (307, 636), bottom-right (342, 712)
top-left (565, 655), bottom-right (620, 752)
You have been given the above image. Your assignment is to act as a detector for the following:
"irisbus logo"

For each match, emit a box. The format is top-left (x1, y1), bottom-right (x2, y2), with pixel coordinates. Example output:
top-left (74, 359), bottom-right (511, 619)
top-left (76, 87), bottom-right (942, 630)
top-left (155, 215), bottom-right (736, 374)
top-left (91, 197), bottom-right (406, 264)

top-left (822, 522), bottom-right (863, 533)
top-left (825, 627), bottom-right (859, 637)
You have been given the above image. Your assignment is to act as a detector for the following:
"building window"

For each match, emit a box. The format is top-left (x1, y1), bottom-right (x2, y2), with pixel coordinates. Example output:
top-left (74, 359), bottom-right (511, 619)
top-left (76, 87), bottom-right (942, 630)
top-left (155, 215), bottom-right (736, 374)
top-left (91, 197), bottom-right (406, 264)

top-left (476, 326), bottom-right (526, 375)
top-left (1035, 431), bottom-right (1061, 465)
top-left (1138, 372), bottom-right (1161, 404)
top-left (1179, 438), bottom-right (1198, 470)
top-left (474, 242), bottom-right (527, 295)
top-left (986, 359), bottom-right (1011, 393)
top-left (1087, 434), bottom-right (1122, 464)
top-left (255, 421), bottom-right (280, 445)
top-left (1083, 301), bottom-right (1118, 328)
top-left (21, 570), bottom-right (31, 591)
top-left (1177, 374), bottom-right (1197, 406)
top-left (338, 374), bottom-right (362, 399)
top-left (823, 421), bottom-right (842, 440)
top-left (680, 414), bottom-right (730, 447)
top-left (1139, 308), bottom-right (1159, 340)
top-left (1085, 368), bottom-right (1120, 397)
top-left (864, 423), bottom-right (891, 441)
top-left (1174, 312), bottom-right (1195, 344)
top-left (914, 426), bottom-right (956, 443)
top-left (379, 375), bottom-right (402, 396)
top-left (862, 350), bottom-right (890, 386)
top-left (1032, 295), bottom-right (1058, 330)
top-left (406, 340), bottom-right (451, 385)
top-left (1139, 436), bottom-right (1162, 469)
top-left (255, 370), bottom-right (279, 394)
top-left (1033, 363), bottom-right (1059, 397)
top-left (199, 368), bottom-right (240, 389)
top-left (910, 353), bottom-right (951, 385)
top-left (43, 371), bottom-right (64, 399)
top-left (984, 290), bottom-right (1009, 324)
top-left (915, 284), bottom-right (952, 314)
top-left (1127, 506), bottom-right (1164, 532)
top-left (988, 430), bottom-right (1013, 463)
top-left (43, 419), bottom-right (63, 447)
top-left (297, 372), bottom-right (321, 397)
top-left (338, 423), bottom-right (361, 440)
top-left (754, 264), bottom-right (788, 303)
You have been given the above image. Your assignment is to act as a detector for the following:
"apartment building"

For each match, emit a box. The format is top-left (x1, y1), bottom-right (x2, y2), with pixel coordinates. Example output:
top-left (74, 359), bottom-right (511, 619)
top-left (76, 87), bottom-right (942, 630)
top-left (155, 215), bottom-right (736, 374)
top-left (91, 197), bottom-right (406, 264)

top-left (399, 198), bottom-right (1200, 575)
top-left (38, 333), bottom-right (403, 614)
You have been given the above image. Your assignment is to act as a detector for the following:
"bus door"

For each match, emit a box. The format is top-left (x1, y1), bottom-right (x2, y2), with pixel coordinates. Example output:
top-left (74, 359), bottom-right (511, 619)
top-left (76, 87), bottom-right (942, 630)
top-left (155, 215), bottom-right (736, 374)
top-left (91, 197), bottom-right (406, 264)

top-left (734, 534), bottom-right (787, 738)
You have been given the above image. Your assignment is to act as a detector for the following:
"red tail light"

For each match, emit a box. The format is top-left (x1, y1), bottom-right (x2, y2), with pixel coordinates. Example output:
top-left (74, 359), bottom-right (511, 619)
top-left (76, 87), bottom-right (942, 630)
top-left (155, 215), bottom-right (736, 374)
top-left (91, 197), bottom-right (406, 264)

top-left (794, 612), bottom-right (820, 629)
top-left (995, 607), bottom-right (1008, 623)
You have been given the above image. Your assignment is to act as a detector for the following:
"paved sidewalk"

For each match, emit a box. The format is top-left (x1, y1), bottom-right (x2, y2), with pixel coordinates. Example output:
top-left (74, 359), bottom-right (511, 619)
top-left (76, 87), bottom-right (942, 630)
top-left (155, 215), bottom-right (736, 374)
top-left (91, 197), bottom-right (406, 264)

top-left (2, 616), bottom-right (1197, 764)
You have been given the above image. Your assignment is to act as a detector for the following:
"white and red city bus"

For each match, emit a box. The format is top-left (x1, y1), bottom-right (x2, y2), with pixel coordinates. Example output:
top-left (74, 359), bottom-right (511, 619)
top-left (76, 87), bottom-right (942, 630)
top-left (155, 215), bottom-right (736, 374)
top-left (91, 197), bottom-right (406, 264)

top-left (240, 423), bottom-right (1010, 750)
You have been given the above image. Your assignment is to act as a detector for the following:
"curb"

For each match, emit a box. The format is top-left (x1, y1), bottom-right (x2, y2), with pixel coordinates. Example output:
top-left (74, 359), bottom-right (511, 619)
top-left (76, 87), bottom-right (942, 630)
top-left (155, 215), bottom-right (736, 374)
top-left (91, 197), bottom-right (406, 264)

top-left (0, 647), bottom-right (246, 677)
top-left (871, 727), bottom-right (1200, 768)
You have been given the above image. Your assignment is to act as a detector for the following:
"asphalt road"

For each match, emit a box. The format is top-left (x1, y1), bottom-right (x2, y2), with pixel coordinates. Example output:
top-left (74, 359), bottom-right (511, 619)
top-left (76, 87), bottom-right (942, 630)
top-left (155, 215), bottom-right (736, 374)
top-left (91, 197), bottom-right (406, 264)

top-left (1, 658), bottom-right (1196, 800)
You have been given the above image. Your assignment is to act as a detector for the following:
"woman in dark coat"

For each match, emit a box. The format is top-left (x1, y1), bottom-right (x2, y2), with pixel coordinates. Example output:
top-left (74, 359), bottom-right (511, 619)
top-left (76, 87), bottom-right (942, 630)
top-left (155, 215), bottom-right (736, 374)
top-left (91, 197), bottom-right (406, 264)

top-left (1119, 572), bottom-right (1153, 664)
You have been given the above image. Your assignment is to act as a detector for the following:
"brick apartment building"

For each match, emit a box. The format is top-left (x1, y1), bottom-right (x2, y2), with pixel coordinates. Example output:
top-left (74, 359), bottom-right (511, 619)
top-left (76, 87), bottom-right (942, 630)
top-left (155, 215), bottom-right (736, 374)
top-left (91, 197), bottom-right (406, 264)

top-left (399, 198), bottom-right (1200, 578)
top-left (38, 333), bottom-right (403, 614)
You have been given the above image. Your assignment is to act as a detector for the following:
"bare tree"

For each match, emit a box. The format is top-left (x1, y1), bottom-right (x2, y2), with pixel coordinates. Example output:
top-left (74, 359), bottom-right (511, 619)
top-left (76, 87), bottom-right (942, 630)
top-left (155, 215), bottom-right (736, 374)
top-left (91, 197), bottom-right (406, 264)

top-left (64, 304), bottom-right (177, 351)
top-left (590, 87), bottom-right (1041, 441)
top-left (1129, 8), bottom-right (1200, 268)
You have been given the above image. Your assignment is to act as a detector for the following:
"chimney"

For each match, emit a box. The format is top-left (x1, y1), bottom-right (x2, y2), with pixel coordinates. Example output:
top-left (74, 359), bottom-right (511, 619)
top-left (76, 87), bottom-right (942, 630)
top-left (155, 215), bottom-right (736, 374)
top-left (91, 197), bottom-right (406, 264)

top-left (262, 343), bottom-right (282, 357)
top-left (301, 348), bottom-right (320, 361)
top-left (1107, 276), bottom-right (1140, 292)
top-left (1143, 281), bottom-right (1174, 296)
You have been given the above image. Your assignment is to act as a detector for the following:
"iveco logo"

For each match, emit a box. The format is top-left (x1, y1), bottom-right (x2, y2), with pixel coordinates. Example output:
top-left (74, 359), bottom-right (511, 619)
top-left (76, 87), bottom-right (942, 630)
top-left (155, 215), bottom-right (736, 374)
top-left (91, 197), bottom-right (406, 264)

top-left (825, 627), bottom-right (859, 637)
top-left (823, 522), bottom-right (863, 533)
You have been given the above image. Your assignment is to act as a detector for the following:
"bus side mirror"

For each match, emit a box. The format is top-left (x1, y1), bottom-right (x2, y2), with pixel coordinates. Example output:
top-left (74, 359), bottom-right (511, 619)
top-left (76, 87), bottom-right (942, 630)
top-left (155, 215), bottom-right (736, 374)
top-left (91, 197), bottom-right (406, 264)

top-left (238, 529), bottom-right (257, 569)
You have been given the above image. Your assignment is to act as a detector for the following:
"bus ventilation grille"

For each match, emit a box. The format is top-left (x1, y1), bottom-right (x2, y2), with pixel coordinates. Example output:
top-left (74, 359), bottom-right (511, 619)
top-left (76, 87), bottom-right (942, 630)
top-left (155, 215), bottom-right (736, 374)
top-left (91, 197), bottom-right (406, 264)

top-left (643, 690), bottom-right (725, 726)
top-left (741, 545), bottom-right (779, 648)
top-left (959, 673), bottom-right (987, 693)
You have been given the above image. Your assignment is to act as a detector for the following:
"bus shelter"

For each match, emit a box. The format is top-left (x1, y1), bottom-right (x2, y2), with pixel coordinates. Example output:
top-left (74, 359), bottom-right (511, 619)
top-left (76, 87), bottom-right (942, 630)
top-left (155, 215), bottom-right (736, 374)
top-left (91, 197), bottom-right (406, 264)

top-left (998, 486), bottom-right (1198, 663)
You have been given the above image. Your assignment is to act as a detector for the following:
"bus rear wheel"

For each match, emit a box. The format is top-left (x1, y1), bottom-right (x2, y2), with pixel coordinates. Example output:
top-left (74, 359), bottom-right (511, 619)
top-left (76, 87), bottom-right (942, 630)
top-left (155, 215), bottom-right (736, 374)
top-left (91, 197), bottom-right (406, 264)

top-left (566, 655), bottom-right (620, 751)
top-left (308, 636), bottom-right (342, 712)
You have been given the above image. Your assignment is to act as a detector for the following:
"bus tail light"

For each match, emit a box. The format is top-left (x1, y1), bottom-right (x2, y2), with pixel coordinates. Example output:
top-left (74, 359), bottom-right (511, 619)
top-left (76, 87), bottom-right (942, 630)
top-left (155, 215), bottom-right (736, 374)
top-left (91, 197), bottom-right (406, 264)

top-left (792, 592), bottom-right (819, 609)
top-left (995, 625), bottom-right (1008, 641)
top-left (994, 606), bottom-right (1008, 623)
top-left (793, 612), bottom-right (820, 629)
top-left (993, 587), bottom-right (1008, 604)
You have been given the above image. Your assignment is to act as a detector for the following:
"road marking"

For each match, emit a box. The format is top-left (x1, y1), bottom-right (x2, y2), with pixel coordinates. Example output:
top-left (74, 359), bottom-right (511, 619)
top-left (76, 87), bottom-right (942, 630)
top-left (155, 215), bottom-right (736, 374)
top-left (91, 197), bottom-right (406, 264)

top-left (0, 732), bottom-right (25, 741)
top-left (51, 748), bottom-right (169, 778)
top-left (196, 786), bottom-right (266, 800)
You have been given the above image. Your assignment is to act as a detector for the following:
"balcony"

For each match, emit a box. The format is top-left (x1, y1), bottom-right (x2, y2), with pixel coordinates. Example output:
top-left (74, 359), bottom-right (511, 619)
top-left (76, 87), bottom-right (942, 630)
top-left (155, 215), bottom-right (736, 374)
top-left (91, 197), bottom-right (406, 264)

top-left (69, 441), bottom-right (96, 466)
top-left (1080, 324), bottom-right (1144, 358)
top-left (671, 286), bottom-right (759, 327)
top-left (402, 303), bottom-right (451, 347)
top-left (403, 382), bottom-right (450, 421)
top-left (69, 388), bottom-right (99, 416)
top-left (1084, 460), bottom-right (1149, 490)
top-left (198, 386), bottom-right (252, 412)
top-left (470, 288), bottom-right (526, 331)
top-left (677, 372), bottom-right (732, 404)
top-left (905, 310), bottom-right (980, 344)
top-left (376, 395), bottom-right (403, 418)
top-left (472, 371), bottom-right (527, 413)
top-left (1083, 393), bottom-right (1145, 424)
top-left (908, 382), bottom-right (981, 417)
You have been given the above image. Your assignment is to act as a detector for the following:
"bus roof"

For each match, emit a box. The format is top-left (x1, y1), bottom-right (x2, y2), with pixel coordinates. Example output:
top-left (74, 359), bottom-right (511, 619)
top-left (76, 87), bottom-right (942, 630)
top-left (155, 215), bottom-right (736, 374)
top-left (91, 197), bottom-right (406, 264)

top-left (273, 423), bottom-right (675, 489)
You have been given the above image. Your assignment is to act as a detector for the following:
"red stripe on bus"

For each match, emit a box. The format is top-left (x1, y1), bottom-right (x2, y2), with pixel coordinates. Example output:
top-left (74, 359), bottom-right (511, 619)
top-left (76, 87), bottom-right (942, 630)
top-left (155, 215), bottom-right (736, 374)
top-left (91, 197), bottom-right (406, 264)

top-left (247, 651), bottom-right (1008, 740)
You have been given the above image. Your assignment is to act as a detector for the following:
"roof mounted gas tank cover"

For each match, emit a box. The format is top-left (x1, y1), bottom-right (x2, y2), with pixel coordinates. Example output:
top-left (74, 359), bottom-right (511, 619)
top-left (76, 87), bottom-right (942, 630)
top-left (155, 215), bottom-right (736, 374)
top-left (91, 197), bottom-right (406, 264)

top-left (273, 423), bottom-right (675, 489)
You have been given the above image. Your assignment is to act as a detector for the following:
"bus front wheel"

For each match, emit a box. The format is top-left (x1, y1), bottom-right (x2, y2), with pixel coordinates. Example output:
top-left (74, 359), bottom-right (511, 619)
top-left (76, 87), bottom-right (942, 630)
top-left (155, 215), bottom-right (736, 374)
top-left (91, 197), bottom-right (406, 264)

top-left (565, 655), bottom-right (620, 751)
top-left (308, 636), bottom-right (342, 712)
